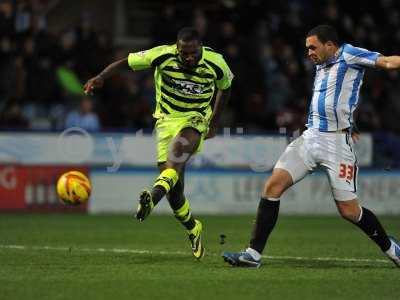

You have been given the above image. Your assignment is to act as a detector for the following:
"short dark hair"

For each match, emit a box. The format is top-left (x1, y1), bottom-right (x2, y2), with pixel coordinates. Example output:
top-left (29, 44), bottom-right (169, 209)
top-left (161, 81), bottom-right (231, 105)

top-left (177, 27), bottom-right (201, 42)
top-left (307, 25), bottom-right (339, 45)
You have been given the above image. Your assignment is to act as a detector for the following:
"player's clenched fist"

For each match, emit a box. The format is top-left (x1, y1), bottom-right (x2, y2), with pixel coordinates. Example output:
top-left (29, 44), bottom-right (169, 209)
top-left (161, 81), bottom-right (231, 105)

top-left (83, 76), bottom-right (104, 95)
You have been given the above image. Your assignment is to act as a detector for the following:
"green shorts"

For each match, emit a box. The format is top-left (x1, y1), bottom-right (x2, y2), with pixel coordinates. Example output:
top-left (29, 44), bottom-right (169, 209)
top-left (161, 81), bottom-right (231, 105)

top-left (155, 112), bottom-right (210, 163)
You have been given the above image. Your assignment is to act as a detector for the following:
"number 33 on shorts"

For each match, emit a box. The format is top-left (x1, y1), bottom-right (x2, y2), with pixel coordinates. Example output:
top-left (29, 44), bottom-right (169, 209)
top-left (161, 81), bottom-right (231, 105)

top-left (338, 163), bottom-right (355, 181)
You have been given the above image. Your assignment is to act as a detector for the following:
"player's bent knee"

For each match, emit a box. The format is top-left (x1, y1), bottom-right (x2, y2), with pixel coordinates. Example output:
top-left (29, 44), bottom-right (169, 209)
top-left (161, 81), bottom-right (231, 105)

top-left (336, 199), bottom-right (361, 223)
top-left (339, 210), bottom-right (360, 223)
top-left (167, 145), bottom-right (196, 168)
top-left (263, 178), bottom-right (288, 198)
top-left (262, 169), bottom-right (293, 198)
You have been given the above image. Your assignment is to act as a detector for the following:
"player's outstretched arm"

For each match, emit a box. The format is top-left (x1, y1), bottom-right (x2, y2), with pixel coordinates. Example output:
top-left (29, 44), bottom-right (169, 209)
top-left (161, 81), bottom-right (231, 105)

top-left (84, 58), bottom-right (129, 95)
top-left (376, 56), bottom-right (400, 70)
top-left (205, 87), bottom-right (231, 139)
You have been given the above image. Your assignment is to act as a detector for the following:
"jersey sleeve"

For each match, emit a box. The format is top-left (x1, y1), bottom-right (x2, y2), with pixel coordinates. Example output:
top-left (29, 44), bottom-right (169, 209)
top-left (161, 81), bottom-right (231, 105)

top-left (343, 44), bottom-right (381, 68)
top-left (215, 56), bottom-right (234, 90)
top-left (128, 45), bottom-right (169, 71)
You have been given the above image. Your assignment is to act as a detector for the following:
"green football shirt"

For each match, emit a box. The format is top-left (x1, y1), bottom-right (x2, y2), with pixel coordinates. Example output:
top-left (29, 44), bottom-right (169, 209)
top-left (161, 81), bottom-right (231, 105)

top-left (128, 44), bottom-right (234, 118)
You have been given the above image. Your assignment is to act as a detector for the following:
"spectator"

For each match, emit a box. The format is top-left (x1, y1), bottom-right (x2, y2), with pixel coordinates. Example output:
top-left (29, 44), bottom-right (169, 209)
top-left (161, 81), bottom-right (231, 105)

top-left (1, 0), bottom-right (400, 142)
top-left (0, 98), bottom-right (29, 129)
top-left (65, 97), bottom-right (100, 131)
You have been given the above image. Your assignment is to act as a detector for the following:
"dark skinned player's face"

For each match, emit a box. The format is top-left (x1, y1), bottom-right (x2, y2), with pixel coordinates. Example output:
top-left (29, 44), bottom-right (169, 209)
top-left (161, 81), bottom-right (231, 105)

top-left (177, 39), bottom-right (202, 68)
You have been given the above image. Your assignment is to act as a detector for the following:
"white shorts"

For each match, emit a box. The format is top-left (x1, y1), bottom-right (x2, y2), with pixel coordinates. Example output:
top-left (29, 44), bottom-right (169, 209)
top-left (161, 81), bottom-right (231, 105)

top-left (275, 128), bottom-right (358, 201)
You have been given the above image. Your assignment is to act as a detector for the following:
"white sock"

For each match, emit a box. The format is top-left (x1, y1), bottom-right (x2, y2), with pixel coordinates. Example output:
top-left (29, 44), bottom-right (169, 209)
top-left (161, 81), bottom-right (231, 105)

top-left (385, 240), bottom-right (395, 256)
top-left (246, 247), bottom-right (261, 261)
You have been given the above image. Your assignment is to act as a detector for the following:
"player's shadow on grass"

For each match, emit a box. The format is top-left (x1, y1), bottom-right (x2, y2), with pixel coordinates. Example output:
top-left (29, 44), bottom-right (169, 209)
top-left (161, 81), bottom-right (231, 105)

top-left (266, 259), bottom-right (392, 270)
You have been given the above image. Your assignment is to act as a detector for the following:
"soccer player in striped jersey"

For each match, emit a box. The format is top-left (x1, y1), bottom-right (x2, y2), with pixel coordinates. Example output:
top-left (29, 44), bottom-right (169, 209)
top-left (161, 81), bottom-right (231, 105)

top-left (84, 27), bottom-right (233, 259)
top-left (223, 25), bottom-right (400, 268)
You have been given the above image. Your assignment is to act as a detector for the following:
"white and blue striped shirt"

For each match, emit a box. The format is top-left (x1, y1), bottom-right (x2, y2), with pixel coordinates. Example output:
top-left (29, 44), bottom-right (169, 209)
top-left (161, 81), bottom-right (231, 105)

top-left (307, 43), bottom-right (381, 131)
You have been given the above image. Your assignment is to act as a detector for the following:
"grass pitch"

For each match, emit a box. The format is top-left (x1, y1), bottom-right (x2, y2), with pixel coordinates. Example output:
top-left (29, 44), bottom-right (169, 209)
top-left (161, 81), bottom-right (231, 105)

top-left (0, 214), bottom-right (399, 300)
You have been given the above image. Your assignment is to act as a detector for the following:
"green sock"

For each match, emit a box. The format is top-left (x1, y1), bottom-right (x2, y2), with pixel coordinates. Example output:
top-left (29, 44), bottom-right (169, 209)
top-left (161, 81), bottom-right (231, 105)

top-left (152, 168), bottom-right (179, 204)
top-left (174, 198), bottom-right (196, 231)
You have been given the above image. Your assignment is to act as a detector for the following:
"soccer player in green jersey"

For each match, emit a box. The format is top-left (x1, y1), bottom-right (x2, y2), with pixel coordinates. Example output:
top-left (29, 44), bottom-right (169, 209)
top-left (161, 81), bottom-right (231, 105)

top-left (84, 27), bottom-right (233, 259)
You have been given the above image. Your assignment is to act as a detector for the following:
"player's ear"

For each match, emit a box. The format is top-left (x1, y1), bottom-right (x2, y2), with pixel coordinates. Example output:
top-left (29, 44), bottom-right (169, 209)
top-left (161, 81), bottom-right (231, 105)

top-left (325, 41), bottom-right (335, 48)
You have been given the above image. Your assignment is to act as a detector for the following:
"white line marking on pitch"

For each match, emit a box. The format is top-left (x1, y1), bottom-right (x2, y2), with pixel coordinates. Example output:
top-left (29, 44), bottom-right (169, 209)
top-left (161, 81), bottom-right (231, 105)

top-left (0, 244), bottom-right (390, 264)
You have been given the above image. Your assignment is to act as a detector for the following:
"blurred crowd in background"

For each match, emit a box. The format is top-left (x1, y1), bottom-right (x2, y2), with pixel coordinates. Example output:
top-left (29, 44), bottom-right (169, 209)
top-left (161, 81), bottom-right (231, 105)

top-left (1, 0), bottom-right (400, 148)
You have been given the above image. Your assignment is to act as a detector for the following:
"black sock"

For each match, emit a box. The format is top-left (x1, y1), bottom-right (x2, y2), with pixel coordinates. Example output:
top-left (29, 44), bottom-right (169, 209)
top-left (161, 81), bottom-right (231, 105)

top-left (151, 186), bottom-right (166, 206)
top-left (167, 185), bottom-right (184, 211)
top-left (355, 207), bottom-right (391, 252)
top-left (168, 195), bottom-right (182, 210)
top-left (249, 198), bottom-right (280, 254)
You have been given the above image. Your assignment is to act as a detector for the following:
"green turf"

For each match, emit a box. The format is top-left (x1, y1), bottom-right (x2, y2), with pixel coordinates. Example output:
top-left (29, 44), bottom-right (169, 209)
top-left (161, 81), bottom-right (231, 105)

top-left (0, 214), bottom-right (399, 300)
